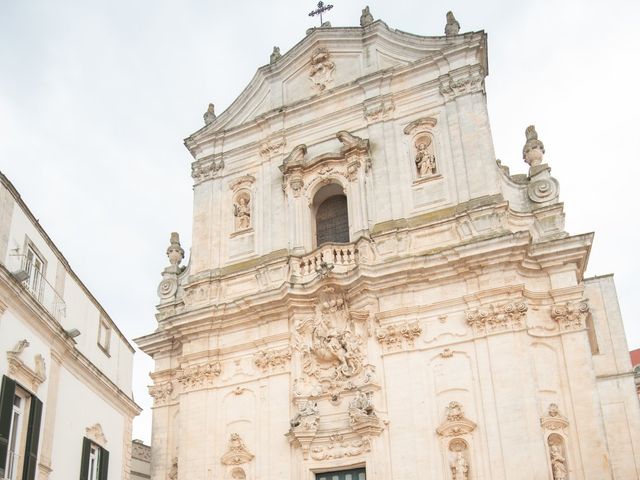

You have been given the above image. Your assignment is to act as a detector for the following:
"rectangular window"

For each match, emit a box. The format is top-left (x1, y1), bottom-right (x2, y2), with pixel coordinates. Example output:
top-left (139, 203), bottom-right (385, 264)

top-left (24, 245), bottom-right (45, 300)
top-left (316, 468), bottom-right (366, 480)
top-left (80, 437), bottom-right (109, 480)
top-left (0, 376), bottom-right (42, 480)
top-left (97, 319), bottom-right (111, 356)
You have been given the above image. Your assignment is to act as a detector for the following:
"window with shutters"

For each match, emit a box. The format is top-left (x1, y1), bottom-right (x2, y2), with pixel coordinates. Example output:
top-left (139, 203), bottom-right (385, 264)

top-left (97, 319), bottom-right (111, 356)
top-left (313, 183), bottom-right (350, 247)
top-left (315, 467), bottom-right (366, 480)
top-left (0, 376), bottom-right (42, 480)
top-left (80, 437), bottom-right (109, 480)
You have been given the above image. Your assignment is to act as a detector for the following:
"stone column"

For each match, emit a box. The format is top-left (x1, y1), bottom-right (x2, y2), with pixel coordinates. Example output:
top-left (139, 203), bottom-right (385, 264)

top-left (37, 349), bottom-right (62, 480)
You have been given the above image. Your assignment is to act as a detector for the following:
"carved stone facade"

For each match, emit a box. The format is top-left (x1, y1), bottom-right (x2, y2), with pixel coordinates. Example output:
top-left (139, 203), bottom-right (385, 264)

top-left (137, 12), bottom-right (640, 480)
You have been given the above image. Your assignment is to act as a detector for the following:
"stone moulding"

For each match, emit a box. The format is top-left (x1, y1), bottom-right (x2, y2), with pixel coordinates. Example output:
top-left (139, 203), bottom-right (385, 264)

top-left (85, 423), bottom-right (107, 446)
top-left (436, 402), bottom-right (477, 437)
top-left (540, 404), bottom-right (569, 431)
top-left (550, 300), bottom-right (589, 331)
top-left (465, 300), bottom-right (528, 336)
top-left (6, 341), bottom-right (46, 392)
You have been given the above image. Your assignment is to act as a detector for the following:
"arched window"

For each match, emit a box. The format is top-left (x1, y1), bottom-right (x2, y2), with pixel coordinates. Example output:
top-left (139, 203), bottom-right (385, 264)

top-left (313, 184), bottom-right (349, 246)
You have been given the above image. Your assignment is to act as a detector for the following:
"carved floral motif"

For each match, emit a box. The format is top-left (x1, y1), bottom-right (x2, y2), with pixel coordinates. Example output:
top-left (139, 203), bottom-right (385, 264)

top-left (148, 381), bottom-right (173, 405)
top-left (375, 320), bottom-right (422, 350)
top-left (551, 301), bottom-right (589, 330)
top-left (310, 434), bottom-right (371, 460)
top-left (176, 361), bottom-right (222, 390)
top-left (466, 300), bottom-right (528, 335)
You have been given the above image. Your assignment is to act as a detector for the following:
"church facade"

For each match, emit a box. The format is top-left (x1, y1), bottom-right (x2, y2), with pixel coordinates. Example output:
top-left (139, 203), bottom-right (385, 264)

top-left (136, 11), bottom-right (640, 480)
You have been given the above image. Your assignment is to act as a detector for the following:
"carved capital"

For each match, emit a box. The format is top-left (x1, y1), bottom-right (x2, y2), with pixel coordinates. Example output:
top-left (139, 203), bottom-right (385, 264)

top-left (148, 380), bottom-right (174, 405)
top-left (439, 67), bottom-right (485, 101)
top-left (363, 100), bottom-right (395, 123)
top-left (191, 157), bottom-right (225, 184)
top-left (375, 320), bottom-right (422, 351)
top-left (466, 300), bottom-right (528, 336)
top-left (176, 361), bottom-right (222, 391)
top-left (551, 300), bottom-right (589, 331)
top-left (253, 347), bottom-right (291, 372)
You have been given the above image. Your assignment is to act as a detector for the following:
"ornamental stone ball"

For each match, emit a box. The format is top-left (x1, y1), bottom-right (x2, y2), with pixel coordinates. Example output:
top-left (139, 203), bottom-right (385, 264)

top-left (360, 6), bottom-right (374, 27)
top-left (445, 11), bottom-right (460, 36)
top-left (522, 125), bottom-right (545, 166)
top-left (203, 103), bottom-right (216, 125)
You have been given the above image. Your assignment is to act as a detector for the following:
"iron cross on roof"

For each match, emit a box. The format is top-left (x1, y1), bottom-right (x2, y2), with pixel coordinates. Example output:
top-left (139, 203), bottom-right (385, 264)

top-left (308, 1), bottom-right (334, 26)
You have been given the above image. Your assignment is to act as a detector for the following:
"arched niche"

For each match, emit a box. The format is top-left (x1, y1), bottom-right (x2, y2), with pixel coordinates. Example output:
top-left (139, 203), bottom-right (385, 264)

top-left (312, 183), bottom-right (349, 247)
top-left (448, 438), bottom-right (471, 480)
top-left (547, 433), bottom-right (569, 480)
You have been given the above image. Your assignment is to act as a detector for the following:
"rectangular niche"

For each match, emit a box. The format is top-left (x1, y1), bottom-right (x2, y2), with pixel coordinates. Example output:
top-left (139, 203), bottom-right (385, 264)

top-left (411, 177), bottom-right (447, 209)
top-left (228, 230), bottom-right (255, 260)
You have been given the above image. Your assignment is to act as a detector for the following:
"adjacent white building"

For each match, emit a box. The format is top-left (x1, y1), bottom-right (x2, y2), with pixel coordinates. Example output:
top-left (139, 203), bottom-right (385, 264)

top-left (136, 9), bottom-right (640, 480)
top-left (0, 172), bottom-right (141, 480)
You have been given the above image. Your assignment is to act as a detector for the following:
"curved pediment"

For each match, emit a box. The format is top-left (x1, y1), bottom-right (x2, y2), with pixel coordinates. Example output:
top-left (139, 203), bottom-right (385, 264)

top-left (185, 21), bottom-right (486, 154)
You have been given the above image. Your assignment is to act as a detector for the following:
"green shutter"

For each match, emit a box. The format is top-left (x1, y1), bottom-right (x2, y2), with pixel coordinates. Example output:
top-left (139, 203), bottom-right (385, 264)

top-left (98, 447), bottom-right (109, 480)
top-left (79, 437), bottom-right (91, 480)
top-left (21, 395), bottom-right (42, 480)
top-left (0, 376), bottom-right (17, 478)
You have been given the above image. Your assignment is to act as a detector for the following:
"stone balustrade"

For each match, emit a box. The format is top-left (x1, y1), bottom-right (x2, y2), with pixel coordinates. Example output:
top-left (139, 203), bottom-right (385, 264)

top-left (292, 243), bottom-right (359, 280)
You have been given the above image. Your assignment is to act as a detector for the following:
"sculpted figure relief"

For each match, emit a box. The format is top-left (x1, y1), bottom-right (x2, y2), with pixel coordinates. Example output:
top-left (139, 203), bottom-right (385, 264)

top-left (549, 437), bottom-right (568, 480)
top-left (233, 194), bottom-right (251, 231)
top-left (348, 390), bottom-right (376, 424)
top-left (290, 400), bottom-right (320, 429)
top-left (450, 451), bottom-right (469, 480)
top-left (415, 138), bottom-right (437, 177)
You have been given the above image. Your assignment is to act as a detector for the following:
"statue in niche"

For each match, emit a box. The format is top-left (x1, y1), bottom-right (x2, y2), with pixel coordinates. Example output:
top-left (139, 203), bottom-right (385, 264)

top-left (549, 438), bottom-right (568, 480)
top-left (203, 103), bottom-right (216, 125)
top-left (522, 125), bottom-right (545, 166)
top-left (445, 11), bottom-right (460, 36)
top-left (360, 6), bottom-right (374, 27)
top-left (450, 451), bottom-right (469, 480)
top-left (290, 400), bottom-right (320, 429)
top-left (415, 138), bottom-right (437, 177)
top-left (233, 194), bottom-right (251, 231)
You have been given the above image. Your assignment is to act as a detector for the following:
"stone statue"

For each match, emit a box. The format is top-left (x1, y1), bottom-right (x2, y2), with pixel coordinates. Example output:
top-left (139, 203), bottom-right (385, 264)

top-left (522, 125), bottom-right (545, 166)
top-left (34, 354), bottom-right (46, 379)
top-left (203, 103), bottom-right (216, 125)
top-left (415, 139), bottom-right (437, 176)
top-left (445, 11), bottom-right (460, 36)
top-left (166, 232), bottom-right (184, 270)
top-left (450, 451), bottom-right (469, 480)
top-left (270, 46), bottom-right (281, 64)
top-left (348, 391), bottom-right (376, 424)
top-left (233, 195), bottom-right (251, 230)
top-left (360, 6), bottom-right (374, 27)
top-left (290, 400), bottom-right (320, 429)
top-left (550, 443), bottom-right (568, 480)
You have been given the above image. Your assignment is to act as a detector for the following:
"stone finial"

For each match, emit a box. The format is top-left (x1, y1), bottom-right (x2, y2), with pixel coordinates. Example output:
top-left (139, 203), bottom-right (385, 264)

top-left (270, 46), bottom-right (281, 64)
top-left (522, 125), bottom-right (545, 166)
top-left (445, 11), bottom-right (460, 36)
top-left (166, 232), bottom-right (184, 269)
top-left (203, 103), bottom-right (216, 125)
top-left (360, 6), bottom-right (374, 27)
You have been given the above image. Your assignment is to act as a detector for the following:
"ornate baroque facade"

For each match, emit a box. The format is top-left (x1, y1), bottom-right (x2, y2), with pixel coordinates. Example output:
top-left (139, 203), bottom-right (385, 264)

top-left (136, 10), bottom-right (640, 480)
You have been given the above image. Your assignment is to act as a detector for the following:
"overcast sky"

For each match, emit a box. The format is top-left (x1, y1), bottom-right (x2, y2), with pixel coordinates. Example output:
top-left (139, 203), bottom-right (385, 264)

top-left (1, 0), bottom-right (639, 443)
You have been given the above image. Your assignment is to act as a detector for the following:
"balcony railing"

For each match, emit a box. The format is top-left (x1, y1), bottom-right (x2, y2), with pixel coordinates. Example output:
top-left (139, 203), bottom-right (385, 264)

top-left (10, 255), bottom-right (66, 322)
top-left (291, 243), bottom-right (360, 280)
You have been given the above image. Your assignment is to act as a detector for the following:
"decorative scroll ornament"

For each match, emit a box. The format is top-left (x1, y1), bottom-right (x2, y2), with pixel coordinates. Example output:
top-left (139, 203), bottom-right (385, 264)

top-left (176, 361), bottom-right (222, 390)
top-left (310, 434), bottom-right (371, 461)
top-left (540, 403), bottom-right (569, 431)
top-left (148, 381), bottom-right (173, 405)
top-left (253, 347), bottom-right (291, 372)
top-left (466, 300), bottom-right (528, 336)
top-left (85, 423), bottom-right (107, 446)
top-left (336, 131), bottom-right (371, 179)
top-left (551, 300), bottom-right (589, 331)
top-left (158, 232), bottom-right (184, 301)
top-left (376, 320), bottom-right (422, 350)
top-left (528, 177), bottom-right (559, 203)
top-left (436, 402), bottom-right (477, 437)
top-left (6, 340), bottom-right (46, 391)
top-left (309, 48), bottom-right (335, 92)
top-left (221, 433), bottom-right (254, 465)
top-left (293, 286), bottom-right (370, 392)
top-left (192, 157), bottom-right (225, 184)
top-left (445, 11), bottom-right (461, 36)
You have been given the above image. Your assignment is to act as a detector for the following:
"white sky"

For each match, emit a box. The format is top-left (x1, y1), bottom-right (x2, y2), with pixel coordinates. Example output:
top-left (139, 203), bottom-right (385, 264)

top-left (1, 0), bottom-right (639, 444)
